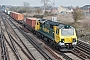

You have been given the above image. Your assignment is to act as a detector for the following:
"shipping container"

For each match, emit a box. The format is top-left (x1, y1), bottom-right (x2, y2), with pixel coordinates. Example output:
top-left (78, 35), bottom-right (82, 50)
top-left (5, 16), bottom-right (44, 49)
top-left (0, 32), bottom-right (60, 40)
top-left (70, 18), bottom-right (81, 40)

top-left (15, 13), bottom-right (24, 20)
top-left (10, 12), bottom-right (24, 21)
top-left (13, 12), bottom-right (17, 19)
top-left (6, 10), bottom-right (8, 14)
top-left (12, 12), bottom-right (16, 19)
top-left (8, 11), bottom-right (11, 15)
top-left (10, 12), bottom-right (13, 17)
top-left (4, 10), bottom-right (6, 12)
top-left (12, 12), bottom-right (14, 18)
top-left (26, 18), bottom-right (37, 28)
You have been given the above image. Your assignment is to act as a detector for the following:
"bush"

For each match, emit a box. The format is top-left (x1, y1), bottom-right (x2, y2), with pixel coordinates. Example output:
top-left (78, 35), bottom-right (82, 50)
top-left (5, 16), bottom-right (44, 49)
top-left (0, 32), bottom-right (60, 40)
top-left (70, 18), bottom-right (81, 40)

top-left (72, 6), bottom-right (84, 23)
top-left (18, 10), bottom-right (26, 13)
top-left (44, 11), bottom-right (48, 15)
top-left (33, 15), bottom-right (44, 18)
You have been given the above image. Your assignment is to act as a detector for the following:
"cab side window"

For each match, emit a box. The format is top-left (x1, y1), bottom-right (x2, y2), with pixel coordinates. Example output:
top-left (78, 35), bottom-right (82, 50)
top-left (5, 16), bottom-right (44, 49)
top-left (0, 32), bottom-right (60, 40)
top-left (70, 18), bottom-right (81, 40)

top-left (56, 29), bottom-right (59, 34)
top-left (50, 25), bottom-right (53, 29)
top-left (37, 22), bottom-right (39, 25)
top-left (40, 23), bottom-right (42, 27)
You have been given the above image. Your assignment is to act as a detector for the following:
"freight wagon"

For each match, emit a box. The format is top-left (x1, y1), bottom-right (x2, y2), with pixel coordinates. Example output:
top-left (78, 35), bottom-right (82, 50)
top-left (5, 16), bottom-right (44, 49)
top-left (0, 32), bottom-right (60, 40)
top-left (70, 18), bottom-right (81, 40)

top-left (10, 12), bottom-right (24, 21)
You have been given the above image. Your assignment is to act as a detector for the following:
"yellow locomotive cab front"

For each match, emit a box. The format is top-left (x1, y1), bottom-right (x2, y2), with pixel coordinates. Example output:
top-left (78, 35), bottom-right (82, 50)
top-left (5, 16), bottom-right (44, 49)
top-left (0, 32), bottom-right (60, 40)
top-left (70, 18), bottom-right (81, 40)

top-left (54, 25), bottom-right (77, 51)
top-left (60, 29), bottom-right (77, 43)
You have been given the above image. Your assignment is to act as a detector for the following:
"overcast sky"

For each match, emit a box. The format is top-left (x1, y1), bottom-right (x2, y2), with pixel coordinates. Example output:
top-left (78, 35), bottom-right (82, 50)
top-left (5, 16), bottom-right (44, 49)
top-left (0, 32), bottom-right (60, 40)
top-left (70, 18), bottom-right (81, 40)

top-left (0, 0), bottom-right (90, 7)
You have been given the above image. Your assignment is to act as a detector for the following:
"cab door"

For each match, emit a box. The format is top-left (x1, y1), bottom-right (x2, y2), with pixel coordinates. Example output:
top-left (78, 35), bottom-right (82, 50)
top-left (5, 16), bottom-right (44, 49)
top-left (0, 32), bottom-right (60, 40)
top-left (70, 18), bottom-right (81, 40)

top-left (54, 26), bottom-right (60, 43)
top-left (35, 21), bottom-right (40, 30)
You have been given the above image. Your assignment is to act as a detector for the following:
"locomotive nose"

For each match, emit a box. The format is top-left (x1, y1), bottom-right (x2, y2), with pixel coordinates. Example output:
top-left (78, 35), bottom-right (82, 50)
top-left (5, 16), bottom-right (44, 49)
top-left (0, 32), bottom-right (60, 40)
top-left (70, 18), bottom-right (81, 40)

top-left (64, 38), bottom-right (72, 43)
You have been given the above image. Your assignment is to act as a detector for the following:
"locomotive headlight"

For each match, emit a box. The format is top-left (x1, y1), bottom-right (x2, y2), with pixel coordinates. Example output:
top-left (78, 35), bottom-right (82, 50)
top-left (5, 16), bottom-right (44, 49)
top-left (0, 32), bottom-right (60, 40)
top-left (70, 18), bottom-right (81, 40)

top-left (72, 38), bottom-right (77, 45)
top-left (61, 39), bottom-right (64, 43)
top-left (73, 38), bottom-right (76, 42)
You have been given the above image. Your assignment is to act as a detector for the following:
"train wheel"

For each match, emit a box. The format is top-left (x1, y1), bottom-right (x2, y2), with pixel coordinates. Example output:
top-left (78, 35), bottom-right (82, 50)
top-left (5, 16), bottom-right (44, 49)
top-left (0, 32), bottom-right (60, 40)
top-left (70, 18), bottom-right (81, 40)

top-left (41, 35), bottom-right (43, 39)
top-left (44, 37), bottom-right (47, 42)
top-left (55, 45), bottom-right (60, 50)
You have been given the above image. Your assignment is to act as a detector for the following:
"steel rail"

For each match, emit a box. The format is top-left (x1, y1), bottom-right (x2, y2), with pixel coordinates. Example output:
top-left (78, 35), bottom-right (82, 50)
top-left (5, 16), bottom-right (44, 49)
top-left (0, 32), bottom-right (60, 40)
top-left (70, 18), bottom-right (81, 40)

top-left (4, 16), bottom-right (36, 60)
top-left (1, 16), bottom-right (22, 60)
top-left (9, 14), bottom-right (52, 60)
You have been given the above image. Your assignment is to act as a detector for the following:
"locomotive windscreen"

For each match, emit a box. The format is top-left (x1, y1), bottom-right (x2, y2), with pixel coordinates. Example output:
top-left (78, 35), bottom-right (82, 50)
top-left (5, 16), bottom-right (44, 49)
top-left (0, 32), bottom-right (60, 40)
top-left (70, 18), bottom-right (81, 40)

top-left (61, 29), bottom-right (74, 36)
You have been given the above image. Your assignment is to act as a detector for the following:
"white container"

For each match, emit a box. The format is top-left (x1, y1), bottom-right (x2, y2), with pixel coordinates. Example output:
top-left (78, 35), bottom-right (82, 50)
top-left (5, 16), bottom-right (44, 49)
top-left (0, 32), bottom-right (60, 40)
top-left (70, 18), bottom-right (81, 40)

top-left (8, 11), bottom-right (11, 14)
top-left (51, 17), bottom-right (57, 22)
top-left (5, 10), bottom-right (6, 12)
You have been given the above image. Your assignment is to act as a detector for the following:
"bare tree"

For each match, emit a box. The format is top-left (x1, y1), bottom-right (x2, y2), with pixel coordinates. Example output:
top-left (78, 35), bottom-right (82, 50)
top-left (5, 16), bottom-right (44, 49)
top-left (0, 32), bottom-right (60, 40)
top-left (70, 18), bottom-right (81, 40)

top-left (50, 1), bottom-right (55, 13)
top-left (9, 6), bottom-right (17, 11)
top-left (23, 1), bottom-right (30, 16)
top-left (72, 6), bottom-right (84, 23)
top-left (41, 0), bottom-right (50, 12)
top-left (36, 8), bottom-right (42, 15)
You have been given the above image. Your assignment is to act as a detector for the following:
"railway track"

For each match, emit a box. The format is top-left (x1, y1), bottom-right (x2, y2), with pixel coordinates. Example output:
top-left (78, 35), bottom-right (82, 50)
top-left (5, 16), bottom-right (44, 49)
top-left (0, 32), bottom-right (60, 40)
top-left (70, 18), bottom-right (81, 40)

top-left (1, 29), bottom-right (10, 60)
top-left (1, 11), bottom-right (90, 60)
top-left (1, 16), bottom-right (34, 60)
top-left (1, 11), bottom-right (75, 60)
top-left (71, 41), bottom-right (90, 60)
top-left (0, 11), bottom-right (10, 60)
top-left (1, 12), bottom-right (53, 60)
top-left (8, 13), bottom-right (82, 60)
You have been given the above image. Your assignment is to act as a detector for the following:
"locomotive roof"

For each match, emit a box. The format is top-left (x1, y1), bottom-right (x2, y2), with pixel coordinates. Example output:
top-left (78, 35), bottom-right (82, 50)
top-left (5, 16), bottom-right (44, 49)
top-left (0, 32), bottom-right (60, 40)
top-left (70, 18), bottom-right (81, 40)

top-left (39, 19), bottom-right (74, 29)
top-left (45, 20), bottom-right (60, 26)
top-left (50, 21), bottom-right (60, 26)
top-left (38, 19), bottom-right (46, 23)
top-left (57, 24), bottom-right (74, 29)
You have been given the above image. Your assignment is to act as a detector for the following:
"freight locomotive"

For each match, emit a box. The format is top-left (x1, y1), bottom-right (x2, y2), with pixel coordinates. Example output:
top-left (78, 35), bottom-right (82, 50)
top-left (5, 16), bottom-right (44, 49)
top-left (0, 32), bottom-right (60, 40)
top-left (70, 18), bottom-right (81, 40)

top-left (35, 19), bottom-right (77, 51)
top-left (3, 10), bottom-right (78, 51)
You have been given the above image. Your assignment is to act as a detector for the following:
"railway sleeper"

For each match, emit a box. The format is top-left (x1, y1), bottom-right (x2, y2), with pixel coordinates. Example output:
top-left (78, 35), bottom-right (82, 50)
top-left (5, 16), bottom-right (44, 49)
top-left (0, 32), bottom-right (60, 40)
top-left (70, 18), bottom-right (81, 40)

top-left (73, 48), bottom-right (90, 59)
